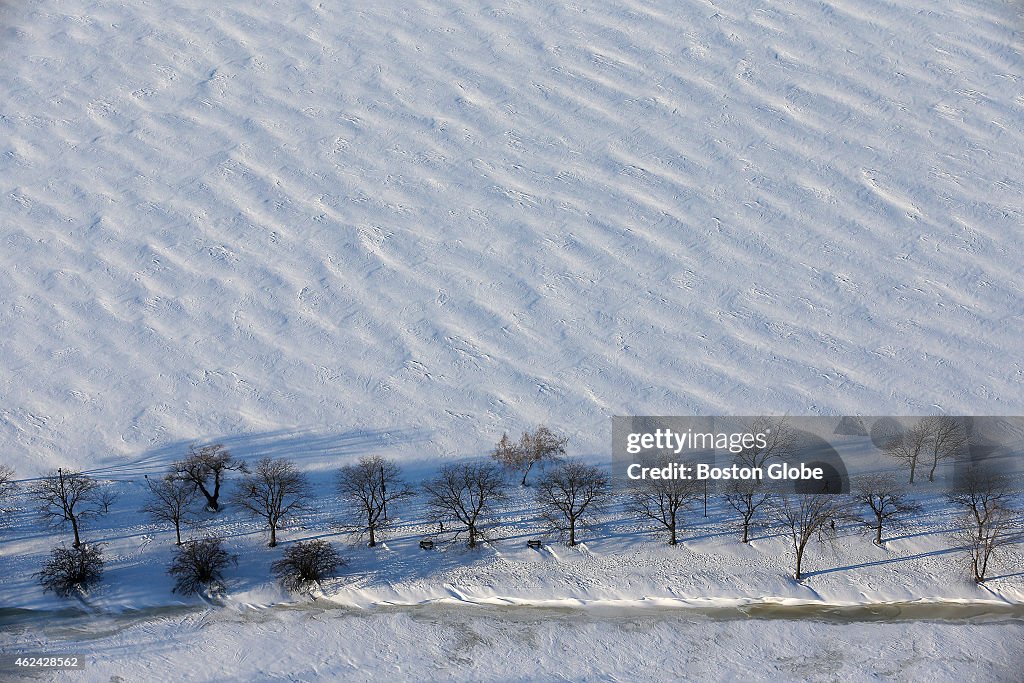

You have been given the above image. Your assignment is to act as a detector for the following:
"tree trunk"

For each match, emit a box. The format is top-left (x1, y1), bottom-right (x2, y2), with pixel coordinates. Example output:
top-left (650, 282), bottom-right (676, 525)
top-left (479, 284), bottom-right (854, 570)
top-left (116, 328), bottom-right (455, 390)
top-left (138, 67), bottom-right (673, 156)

top-left (669, 511), bottom-right (677, 545)
top-left (269, 524), bottom-right (277, 547)
top-left (71, 516), bottom-right (81, 548)
top-left (794, 544), bottom-right (804, 581)
top-left (212, 473), bottom-right (223, 511)
top-left (569, 518), bottom-right (577, 547)
top-left (521, 461), bottom-right (534, 487)
top-left (929, 458), bottom-right (938, 482)
top-left (197, 481), bottom-right (217, 512)
top-left (368, 511), bottom-right (377, 547)
top-left (908, 460), bottom-right (916, 485)
top-left (468, 524), bottom-right (477, 548)
top-left (175, 520), bottom-right (182, 546)
top-left (978, 542), bottom-right (990, 582)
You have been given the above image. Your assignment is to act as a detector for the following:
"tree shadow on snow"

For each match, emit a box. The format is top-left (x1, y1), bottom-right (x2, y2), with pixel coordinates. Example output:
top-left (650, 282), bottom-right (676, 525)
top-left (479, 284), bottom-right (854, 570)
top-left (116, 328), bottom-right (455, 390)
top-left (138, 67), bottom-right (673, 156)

top-left (82, 426), bottom-right (430, 481)
top-left (801, 545), bottom-right (964, 578)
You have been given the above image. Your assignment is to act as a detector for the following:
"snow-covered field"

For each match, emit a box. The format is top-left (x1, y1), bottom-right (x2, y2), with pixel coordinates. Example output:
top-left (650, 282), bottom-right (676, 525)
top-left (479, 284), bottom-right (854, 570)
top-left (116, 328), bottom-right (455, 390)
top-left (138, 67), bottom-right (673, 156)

top-left (2, 0), bottom-right (1024, 680)
top-left (2, 0), bottom-right (1023, 471)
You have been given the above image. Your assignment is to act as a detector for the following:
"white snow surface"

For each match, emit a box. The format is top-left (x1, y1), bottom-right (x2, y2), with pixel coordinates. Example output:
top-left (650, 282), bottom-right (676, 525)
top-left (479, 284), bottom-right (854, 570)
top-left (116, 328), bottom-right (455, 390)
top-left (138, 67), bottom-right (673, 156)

top-left (3, 605), bottom-right (1023, 682)
top-left (2, 0), bottom-right (1023, 473)
top-left (2, 0), bottom-right (1024, 680)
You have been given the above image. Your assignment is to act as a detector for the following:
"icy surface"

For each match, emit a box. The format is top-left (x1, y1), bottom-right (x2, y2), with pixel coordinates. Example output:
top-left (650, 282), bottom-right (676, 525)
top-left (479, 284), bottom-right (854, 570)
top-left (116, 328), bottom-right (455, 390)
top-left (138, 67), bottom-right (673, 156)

top-left (3, 604), bottom-right (1023, 682)
top-left (2, 0), bottom-right (1023, 473)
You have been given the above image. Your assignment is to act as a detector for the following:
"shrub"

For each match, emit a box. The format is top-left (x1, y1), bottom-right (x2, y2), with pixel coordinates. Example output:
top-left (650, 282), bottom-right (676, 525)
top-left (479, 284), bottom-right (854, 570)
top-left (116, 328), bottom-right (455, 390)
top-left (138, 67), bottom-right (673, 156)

top-left (168, 537), bottom-right (236, 595)
top-left (271, 540), bottom-right (344, 593)
top-left (36, 544), bottom-right (104, 597)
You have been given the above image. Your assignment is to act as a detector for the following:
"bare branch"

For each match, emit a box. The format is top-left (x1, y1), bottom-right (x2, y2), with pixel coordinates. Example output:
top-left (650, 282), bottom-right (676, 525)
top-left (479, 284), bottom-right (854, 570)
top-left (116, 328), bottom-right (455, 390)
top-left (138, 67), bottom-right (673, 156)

top-left (172, 444), bottom-right (246, 512)
top-left (736, 417), bottom-right (796, 469)
top-left (883, 419), bottom-right (931, 485)
top-left (231, 458), bottom-right (310, 547)
top-left (724, 477), bottom-right (773, 544)
top-left (921, 416), bottom-right (967, 483)
top-left (948, 467), bottom-right (1021, 582)
top-left (0, 464), bottom-right (18, 514)
top-left (272, 540), bottom-right (344, 594)
top-left (536, 459), bottom-right (609, 546)
top-left (771, 493), bottom-right (850, 581)
top-left (168, 537), bottom-right (236, 596)
top-left (336, 456), bottom-right (414, 547)
top-left (627, 464), bottom-right (702, 545)
top-left (491, 426), bottom-right (567, 486)
top-left (423, 462), bottom-right (506, 548)
top-left (141, 474), bottom-right (198, 545)
top-left (32, 469), bottom-right (108, 548)
top-left (852, 474), bottom-right (921, 545)
top-left (35, 544), bottom-right (104, 598)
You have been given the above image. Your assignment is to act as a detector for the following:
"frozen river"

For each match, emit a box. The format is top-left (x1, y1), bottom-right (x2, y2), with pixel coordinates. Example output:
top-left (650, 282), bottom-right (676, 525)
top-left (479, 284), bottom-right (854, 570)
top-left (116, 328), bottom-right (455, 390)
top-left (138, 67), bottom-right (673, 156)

top-left (2, 602), bottom-right (1022, 681)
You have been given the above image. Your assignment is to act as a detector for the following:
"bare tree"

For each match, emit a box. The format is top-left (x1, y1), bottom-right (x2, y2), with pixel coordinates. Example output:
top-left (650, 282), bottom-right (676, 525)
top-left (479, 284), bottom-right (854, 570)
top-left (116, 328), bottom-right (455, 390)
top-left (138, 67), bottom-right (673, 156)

top-left (491, 426), bottom-right (567, 486)
top-left (271, 540), bottom-right (344, 594)
top-left (772, 494), bottom-right (848, 581)
top-left (337, 456), bottom-right (414, 547)
top-left (98, 487), bottom-right (118, 515)
top-left (852, 474), bottom-right (921, 545)
top-left (883, 419), bottom-right (931, 485)
top-left (738, 416), bottom-right (797, 469)
top-left (948, 468), bottom-right (1021, 582)
top-left (168, 537), bottom-right (236, 595)
top-left (922, 416), bottom-right (967, 482)
top-left (232, 458), bottom-right (310, 547)
top-left (536, 459), bottom-right (609, 547)
top-left (724, 477), bottom-right (773, 543)
top-left (627, 467), bottom-right (702, 545)
top-left (35, 544), bottom-right (104, 598)
top-left (721, 431), bottom-right (786, 543)
top-left (423, 462), bottom-right (507, 548)
top-left (172, 443), bottom-right (246, 512)
top-left (141, 474), bottom-right (198, 545)
top-left (33, 469), bottom-right (108, 548)
top-left (0, 464), bottom-right (17, 514)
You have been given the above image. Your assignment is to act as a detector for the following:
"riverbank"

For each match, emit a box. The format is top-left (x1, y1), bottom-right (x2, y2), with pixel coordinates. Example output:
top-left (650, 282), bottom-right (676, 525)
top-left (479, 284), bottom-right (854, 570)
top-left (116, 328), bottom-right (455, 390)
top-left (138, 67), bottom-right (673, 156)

top-left (2, 601), bottom-right (1021, 682)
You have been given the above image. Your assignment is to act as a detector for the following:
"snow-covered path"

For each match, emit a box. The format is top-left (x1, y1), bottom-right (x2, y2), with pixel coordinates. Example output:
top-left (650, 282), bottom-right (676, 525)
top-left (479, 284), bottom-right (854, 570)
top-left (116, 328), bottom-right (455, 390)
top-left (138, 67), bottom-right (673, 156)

top-left (2, 603), bottom-right (1021, 682)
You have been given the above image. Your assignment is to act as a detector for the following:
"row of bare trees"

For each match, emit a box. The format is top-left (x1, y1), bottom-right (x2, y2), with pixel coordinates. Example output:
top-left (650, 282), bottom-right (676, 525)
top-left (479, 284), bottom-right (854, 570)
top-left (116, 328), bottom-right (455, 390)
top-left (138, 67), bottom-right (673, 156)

top-left (710, 417), bottom-right (1019, 582)
top-left (1, 422), bottom-right (1019, 598)
top-left (139, 445), bottom-right (309, 548)
top-left (880, 416), bottom-right (968, 485)
top-left (0, 449), bottom-right (307, 552)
